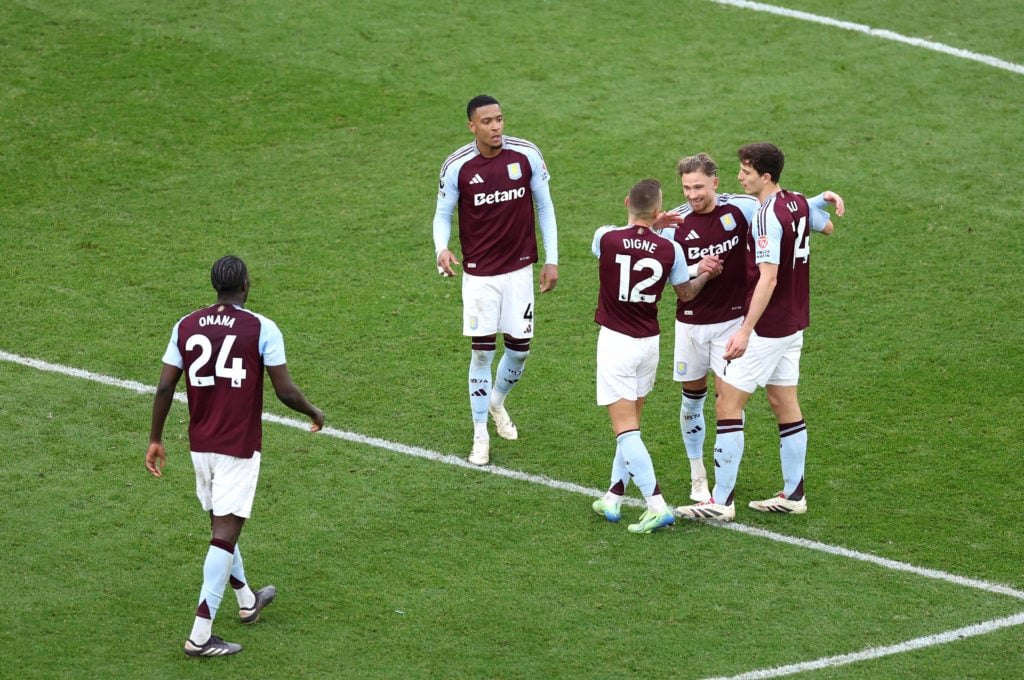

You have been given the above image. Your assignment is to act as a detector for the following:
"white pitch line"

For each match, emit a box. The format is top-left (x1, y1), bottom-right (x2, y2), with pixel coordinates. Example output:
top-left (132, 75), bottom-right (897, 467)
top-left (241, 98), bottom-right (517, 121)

top-left (6, 349), bottom-right (1024, 601)
top-left (5, 348), bottom-right (1024, 677)
top-left (712, 0), bottom-right (1024, 76)
top-left (698, 611), bottom-right (1024, 680)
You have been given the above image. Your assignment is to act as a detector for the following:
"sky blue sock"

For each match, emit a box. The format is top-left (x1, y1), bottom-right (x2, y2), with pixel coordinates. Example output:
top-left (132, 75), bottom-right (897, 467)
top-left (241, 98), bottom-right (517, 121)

top-left (618, 430), bottom-right (657, 497)
top-left (779, 420), bottom-right (807, 499)
top-left (198, 538), bottom-right (233, 621)
top-left (680, 388), bottom-right (707, 461)
top-left (468, 349), bottom-right (495, 424)
top-left (711, 420), bottom-right (744, 505)
top-left (230, 545), bottom-right (255, 609)
top-left (494, 348), bottom-right (528, 398)
top-left (610, 442), bottom-right (629, 493)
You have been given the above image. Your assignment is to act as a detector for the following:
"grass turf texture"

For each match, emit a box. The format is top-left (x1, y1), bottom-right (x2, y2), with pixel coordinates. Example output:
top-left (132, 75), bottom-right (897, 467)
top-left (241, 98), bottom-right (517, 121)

top-left (2, 0), bottom-right (1023, 677)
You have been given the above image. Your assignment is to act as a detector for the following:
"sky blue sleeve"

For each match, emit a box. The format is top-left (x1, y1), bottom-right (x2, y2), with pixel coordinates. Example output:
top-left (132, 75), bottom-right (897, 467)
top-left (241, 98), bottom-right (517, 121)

top-left (160, 320), bottom-right (183, 368)
top-left (259, 315), bottom-right (287, 367)
top-left (592, 226), bottom-right (612, 258)
top-left (432, 164), bottom-right (460, 256)
top-left (809, 205), bottom-right (831, 232)
top-left (668, 241), bottom-right (689, 285)
top-left (529, 148), bottom-right (558, 265)
top-left (756, 213), bottom-right (784, 265)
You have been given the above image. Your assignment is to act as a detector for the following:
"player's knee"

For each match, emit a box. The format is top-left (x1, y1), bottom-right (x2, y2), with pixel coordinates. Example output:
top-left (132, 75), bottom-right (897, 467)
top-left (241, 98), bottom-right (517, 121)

top-left (471, 347), bottom-right (496, 369)
top-left (681, 387), bottom-right (707, 414)
top-left (503, 336), bottom-right (530, 355)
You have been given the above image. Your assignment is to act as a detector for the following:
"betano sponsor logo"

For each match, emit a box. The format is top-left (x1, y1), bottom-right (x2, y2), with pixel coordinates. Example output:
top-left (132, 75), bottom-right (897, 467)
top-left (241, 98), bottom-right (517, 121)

top-left (473, 187), bottom-right (526, 206)
top-left (687, 234), bottom-right (739, 260)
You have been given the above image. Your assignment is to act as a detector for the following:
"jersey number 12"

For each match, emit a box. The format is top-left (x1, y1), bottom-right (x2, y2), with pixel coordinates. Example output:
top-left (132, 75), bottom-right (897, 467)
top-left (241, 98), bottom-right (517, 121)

top-left (614, 254), bottom-right (662, 303)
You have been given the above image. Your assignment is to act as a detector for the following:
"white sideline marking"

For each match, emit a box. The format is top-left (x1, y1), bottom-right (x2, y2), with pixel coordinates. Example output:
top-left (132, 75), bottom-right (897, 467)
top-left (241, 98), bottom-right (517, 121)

top-left (712, 0), bottom-right (1024, 76)
top-left (700, 611), bottom-right (1024, 680)
top-left (5, 349), bottom-right (1024, 675)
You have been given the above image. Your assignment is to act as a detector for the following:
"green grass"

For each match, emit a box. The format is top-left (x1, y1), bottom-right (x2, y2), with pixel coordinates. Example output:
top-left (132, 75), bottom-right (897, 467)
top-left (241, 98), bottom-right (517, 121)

top-left (2, 0), bottom-right (1023, 677)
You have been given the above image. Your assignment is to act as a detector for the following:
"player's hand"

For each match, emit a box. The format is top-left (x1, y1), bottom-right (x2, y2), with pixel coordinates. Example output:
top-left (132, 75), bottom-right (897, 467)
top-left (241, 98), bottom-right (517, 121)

top-left (540, 263), bottom-right (558, 293)
top-left (437, 249), bottom-right (460, 277)
top-left (723, 328), bottom-right (751, 361)
top-left (823, 191), bottom-right (845, 217)
top-left (309, 407), bottom-right (325, 433)
top-left (145, 442), bottom-right (166, 478)
top-left (653, 211), bottom-right (684, 232)
top-left (698, 255), bottom-right (723, 278)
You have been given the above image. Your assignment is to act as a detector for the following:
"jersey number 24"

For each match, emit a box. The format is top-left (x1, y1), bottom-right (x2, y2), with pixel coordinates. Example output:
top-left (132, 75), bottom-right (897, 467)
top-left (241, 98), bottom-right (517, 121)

top-left (185, 334), bottom-right (247, 388)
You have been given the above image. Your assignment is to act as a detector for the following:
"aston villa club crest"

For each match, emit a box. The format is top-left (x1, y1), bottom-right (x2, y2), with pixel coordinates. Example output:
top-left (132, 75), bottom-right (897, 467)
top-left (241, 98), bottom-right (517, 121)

top-left (507, 163), bottom-right (522, 180)
top-left (720, 214), bottom-right (737, 231)
top-left (469, 316), bottom-right (479, 331)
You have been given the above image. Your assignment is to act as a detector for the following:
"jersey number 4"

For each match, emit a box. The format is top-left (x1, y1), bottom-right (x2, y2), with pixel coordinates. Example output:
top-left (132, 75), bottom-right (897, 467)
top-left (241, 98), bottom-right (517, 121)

top-left (185, 334), bottom-right (247, 388)
top-left (614, 254), bottom-right (663, 303)
top-left (792, 216), bottom-right (810, 266)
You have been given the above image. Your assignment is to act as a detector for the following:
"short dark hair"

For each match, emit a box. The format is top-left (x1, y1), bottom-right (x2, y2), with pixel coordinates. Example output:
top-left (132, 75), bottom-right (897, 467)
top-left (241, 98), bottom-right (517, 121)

top-left (211, 255), bottom-right (248, 293)
top-left (676, 152), bottom-right (718, 178)
top-left (628, 178), bottom-right (662, 217)
top-left (467, 94), bottom-right (500, 121)
top-left (737, 142), bottom-right (785, 183)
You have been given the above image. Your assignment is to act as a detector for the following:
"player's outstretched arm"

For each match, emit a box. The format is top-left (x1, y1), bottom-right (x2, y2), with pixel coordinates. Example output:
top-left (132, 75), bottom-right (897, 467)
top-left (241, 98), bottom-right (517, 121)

top-left (267, 363), bottom-right (324, 432)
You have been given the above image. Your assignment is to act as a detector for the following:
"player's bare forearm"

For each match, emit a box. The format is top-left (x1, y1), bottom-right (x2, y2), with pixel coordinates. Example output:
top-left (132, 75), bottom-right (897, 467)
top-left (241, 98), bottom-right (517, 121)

top-left (674, 272), bottom-right (710, 303)
top-left (148, 364), bottom-right (182, 444)
top-left (268, 364), bottom-right (324, 431)
top-left (149, 393), bottom-right (172, 443)
top-left (275, 385), bottom-right (324, 430)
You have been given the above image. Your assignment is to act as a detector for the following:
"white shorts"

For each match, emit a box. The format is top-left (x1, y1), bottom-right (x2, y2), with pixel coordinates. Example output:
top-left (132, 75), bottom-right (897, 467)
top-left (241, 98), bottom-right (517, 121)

top-left (462, 265), bottom-right (535, 338)
top-left (596, 327), bottom-right (660, 406)
top-left (719, 330), bottom-right (803, 394)
top-left (673, 317), bottom-right (743, 382)
top-left (191, 451), bottom-right (261, 518)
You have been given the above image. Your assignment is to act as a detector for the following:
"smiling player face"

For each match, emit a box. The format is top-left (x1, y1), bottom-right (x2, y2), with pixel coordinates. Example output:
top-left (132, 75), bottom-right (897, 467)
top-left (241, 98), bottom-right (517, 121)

top-left (468, 104), bottom-right (504, 157)
top-left (681, 170), bottom-right (719, 214)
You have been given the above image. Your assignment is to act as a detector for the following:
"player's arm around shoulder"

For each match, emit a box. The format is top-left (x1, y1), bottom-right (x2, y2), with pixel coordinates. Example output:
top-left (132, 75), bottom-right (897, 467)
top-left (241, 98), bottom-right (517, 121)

top-left (727, 193), bottom-right (760, 222)
top-left (807, 190), bottom-right (845, 236)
